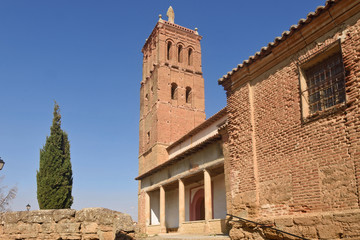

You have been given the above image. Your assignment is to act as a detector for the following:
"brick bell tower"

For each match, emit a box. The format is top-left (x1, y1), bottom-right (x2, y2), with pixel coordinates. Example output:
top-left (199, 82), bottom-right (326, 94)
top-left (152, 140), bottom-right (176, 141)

top-left (138, 6), bottom-right (206, 176)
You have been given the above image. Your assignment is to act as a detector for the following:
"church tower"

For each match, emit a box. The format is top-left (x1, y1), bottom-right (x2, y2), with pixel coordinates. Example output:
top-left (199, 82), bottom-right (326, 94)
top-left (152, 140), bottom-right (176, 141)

top-left (139, 7), bottom-right (206, 175)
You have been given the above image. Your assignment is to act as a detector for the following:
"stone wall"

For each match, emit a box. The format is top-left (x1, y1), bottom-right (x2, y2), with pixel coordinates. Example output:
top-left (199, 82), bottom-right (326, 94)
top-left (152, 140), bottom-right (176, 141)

top-left (229, 209), bottom-right (360, 239)
top-left (0, 208), bottom-right (135, 240)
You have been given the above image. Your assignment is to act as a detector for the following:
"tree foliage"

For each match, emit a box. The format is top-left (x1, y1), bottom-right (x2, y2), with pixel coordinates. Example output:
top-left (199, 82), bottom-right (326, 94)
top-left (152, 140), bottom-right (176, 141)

top-left (37, 102), bottom-right (73, 209)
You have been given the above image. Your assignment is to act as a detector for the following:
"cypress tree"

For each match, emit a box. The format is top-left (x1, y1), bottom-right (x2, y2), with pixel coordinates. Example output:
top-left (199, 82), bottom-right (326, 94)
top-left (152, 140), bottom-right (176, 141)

top-left (37, 102), bottom-right (73, 209)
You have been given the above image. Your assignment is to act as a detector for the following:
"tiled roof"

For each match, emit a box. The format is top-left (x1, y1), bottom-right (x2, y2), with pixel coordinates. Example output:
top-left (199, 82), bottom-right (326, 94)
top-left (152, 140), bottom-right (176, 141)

top-left (167, 107), bottom-right (227, 151)
top-left (218, 0), bottom-right (340, 84)
top-left (135, 133), bottom-right (222, 180)
top-left (135, 107), bottom-right (227, 181)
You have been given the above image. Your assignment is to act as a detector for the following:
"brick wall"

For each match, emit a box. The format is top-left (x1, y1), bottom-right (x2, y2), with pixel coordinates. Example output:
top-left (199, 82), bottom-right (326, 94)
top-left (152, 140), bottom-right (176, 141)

top-left (221, 1), bottom-right (360, 238)
top-left (138, 21), bottom-right (206, 176)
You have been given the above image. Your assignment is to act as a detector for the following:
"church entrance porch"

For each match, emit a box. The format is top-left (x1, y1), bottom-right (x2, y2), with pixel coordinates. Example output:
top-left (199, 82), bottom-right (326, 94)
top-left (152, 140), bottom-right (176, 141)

top-left (144, 165), bottom-right (227, 235)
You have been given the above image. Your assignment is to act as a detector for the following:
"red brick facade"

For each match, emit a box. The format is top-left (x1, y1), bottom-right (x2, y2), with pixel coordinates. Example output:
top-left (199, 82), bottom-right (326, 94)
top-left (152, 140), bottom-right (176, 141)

top-left (138, 18), bottom-right (206, 231)
top-left (219, 0), bottom-right (360, 238)
top-left (139, 19), bottom-right (206, 176)
top-left (137, 0), bottom-right (360, 238)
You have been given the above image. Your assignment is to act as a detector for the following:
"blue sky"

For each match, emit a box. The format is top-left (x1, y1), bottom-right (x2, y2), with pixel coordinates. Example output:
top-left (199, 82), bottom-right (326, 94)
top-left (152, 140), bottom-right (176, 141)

top-left (0, 0), bottom-right (324, 220)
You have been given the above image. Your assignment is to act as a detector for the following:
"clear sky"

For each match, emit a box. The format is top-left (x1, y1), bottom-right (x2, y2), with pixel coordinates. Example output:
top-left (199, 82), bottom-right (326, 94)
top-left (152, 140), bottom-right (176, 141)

top-left (0, 0), bottom-right (325, 220)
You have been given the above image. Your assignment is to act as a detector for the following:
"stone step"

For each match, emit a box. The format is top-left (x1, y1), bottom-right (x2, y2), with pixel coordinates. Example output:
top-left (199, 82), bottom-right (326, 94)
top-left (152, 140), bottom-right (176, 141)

top-left (140, 234), bottom-right (230, 240)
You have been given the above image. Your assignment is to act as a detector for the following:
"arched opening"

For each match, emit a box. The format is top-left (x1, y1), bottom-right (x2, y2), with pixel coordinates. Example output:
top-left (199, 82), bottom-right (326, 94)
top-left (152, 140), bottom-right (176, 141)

top-left (195, 197), bottom-right (205, 220)
top-left (188, 48), bottom-right (193, 65)
top-left (190, 188), bottom-right (205, 221)
top-left (178, 45), bottom-right (183, 63)
top-left (185, 87), bottom-right (192, 104)
top-left (167, 42), bottom-right (172, 60)
top-left (171, 83), bottom-right (178, 100)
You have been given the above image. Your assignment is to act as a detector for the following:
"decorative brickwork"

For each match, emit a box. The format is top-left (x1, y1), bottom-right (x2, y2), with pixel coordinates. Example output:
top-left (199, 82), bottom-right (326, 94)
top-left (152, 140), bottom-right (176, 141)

top-left (138, 17), bottom-right (206, 232)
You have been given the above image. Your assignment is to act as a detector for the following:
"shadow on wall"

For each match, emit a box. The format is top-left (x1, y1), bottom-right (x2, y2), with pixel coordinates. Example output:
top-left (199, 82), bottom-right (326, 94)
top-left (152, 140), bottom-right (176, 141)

top-left (116, 231), bottom-right (135, 240)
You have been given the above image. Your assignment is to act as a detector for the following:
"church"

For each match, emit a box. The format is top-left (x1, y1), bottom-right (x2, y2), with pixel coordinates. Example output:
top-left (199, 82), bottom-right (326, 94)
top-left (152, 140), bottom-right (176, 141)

top-left (136, 6), bottom-right (228, 235)
top-left (137, 0), bottom-right (360, 238)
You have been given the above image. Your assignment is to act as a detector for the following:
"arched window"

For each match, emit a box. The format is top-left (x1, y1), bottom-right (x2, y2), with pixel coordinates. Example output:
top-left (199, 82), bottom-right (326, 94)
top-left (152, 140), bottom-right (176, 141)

top-left (186, 87), bottom-right (192, 103)
top-left (178, 45), bottom-right (183, 63)
top-left (171, 83), bottom-right (178, 100)
top-left (167, 42), bottom-right (172, 60)
top-left (188, 48), bottom-right (193, 66)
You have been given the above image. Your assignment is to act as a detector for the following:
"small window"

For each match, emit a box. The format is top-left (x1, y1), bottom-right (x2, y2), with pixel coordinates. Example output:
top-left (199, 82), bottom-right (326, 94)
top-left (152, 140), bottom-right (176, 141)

top-left (167, 42), bottom-right (172, 60)
top-left (145, 93), bottom-right (149, 101)
top-left (188, 48), bottom-right (193, 66)
top-left (147, 131), bottom-right (150, 143)
top-left (178, 45), bottom-right (183, 63)
top-left (186, 87), bottom-right (192, 103)
top-left (171, 83), bottom-right (178, 100)
top-left (300, 42), bottom-right (345, 119)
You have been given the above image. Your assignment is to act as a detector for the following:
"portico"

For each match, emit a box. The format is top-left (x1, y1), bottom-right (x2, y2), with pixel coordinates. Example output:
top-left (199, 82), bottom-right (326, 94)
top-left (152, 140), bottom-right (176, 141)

top-left (143, 164), bottom-right (226, 234)
top-left (137, 109), bottom-right (228, 235)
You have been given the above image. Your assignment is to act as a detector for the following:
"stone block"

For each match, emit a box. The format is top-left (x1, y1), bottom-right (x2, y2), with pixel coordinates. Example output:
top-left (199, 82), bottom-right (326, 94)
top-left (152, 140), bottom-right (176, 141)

top-left (320, 213), bottom-right (334, 225)
top-left (82, 233), bottom-right (100, 240)
top-left (76, 208), bottom-right (114, 225)
top-left (53, 209), bottom-right (76, 222)
top-left (99, 225), bottom-right (113, 232)
top-left (81, 222), bottom-right (98, 234)
top-left (259, 176), bottom-right (292, 205)
top-left (293, 216), bottom-right (321, 226)
top-left (99, 231), bottom-right (114, 240)
top-left (2, 211), bottom-right (24, 223)
top-left (317, 225), bottom-right (343, 239)
top-left (3, 223), bottom-right (20, 234)
top-left (23, 210), bottom-right (54, 223)
top-left (56, 222), bottom-right (81, 234)
top-left (59, 233), bottom-right (82, 240)
top-left (39, 223), bottom-right (55, 233)
top-left (274, 217), bottom-right (294, 227)
top-left (333, 212), bottom-right (360, 223)
top-left (298, 226), bottom-right (317, 238)
top-left (16, 223), bottom-right (38, 234)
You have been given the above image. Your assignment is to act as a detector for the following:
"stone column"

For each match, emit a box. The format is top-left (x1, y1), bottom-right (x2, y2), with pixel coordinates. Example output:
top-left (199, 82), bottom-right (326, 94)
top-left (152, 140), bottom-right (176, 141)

top-left (160, 186), bottom-right (166, 233)
top-left (178, 179), bottom-right (185, 229)
top-left (204, 169), bottom-right (212, 221)
top-left (145, 192), bottom-right (150, 226)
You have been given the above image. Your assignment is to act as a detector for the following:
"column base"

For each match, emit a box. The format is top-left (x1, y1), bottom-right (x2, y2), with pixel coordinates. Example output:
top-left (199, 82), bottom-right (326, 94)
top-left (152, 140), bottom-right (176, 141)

top-left (160, 226), bottom-right (167, 233)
